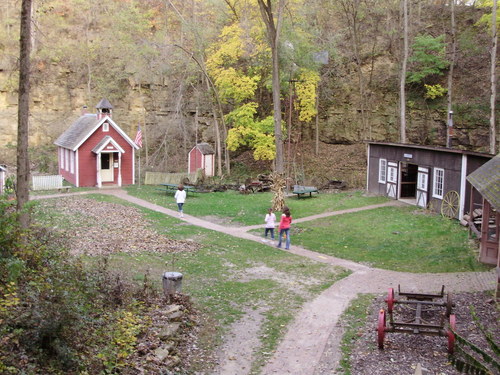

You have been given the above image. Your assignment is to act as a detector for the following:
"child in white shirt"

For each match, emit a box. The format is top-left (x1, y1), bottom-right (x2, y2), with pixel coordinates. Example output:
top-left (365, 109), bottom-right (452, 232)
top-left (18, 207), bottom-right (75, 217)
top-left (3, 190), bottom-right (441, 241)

top-left (264, 208), bottom-right (276, 240)
top-left (174, 184), bottom-right (187, 218)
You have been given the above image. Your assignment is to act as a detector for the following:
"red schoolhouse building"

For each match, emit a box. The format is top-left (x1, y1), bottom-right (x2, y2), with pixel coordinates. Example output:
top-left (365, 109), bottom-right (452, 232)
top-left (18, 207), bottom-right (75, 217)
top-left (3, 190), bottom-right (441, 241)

top-left (54, 99), bottom-right (138, 187)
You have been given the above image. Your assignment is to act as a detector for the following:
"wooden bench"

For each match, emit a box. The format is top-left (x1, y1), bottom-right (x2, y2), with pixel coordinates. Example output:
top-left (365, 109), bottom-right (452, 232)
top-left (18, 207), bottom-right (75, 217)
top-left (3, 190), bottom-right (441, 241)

top-left (32, 175), bottom-right (71, 193)
top-left (293, 185), bottom-right (319, 198)
top-left (157, 183), bottom-right (197, 196)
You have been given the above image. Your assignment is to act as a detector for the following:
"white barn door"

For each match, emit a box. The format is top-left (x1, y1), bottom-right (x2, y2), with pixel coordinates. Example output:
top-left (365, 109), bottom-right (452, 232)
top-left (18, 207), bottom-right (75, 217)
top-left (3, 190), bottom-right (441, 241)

top-left (386, 162), bottom-right (398, 199)
top-left (416, 167), bottom-right (429, 208)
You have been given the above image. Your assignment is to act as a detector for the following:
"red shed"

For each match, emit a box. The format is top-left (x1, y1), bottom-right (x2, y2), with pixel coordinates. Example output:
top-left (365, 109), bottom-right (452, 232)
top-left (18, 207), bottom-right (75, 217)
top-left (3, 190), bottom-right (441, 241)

top-left (188, 143), bottom-right (215, 176)
top-left (54, 99), bottom-right (138, 187)
top-left (467, 154), bottom-right (499, 266)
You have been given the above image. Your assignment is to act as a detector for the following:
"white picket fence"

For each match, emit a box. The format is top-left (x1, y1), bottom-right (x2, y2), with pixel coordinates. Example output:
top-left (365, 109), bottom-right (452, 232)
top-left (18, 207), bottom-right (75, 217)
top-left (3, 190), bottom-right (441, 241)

top-left (32, 175), bottom-right (68, 191)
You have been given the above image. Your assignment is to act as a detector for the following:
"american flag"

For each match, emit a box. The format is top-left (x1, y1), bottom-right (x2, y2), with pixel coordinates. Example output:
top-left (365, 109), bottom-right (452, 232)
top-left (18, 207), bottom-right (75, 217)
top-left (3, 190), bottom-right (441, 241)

top-left (134, 125), bottom-right (143, 148)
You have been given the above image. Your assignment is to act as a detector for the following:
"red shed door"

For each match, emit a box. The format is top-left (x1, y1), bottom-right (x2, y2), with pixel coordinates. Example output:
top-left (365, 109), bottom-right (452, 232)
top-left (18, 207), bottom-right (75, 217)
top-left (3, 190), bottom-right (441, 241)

top-left (101, 153), bottom-right (114, 182)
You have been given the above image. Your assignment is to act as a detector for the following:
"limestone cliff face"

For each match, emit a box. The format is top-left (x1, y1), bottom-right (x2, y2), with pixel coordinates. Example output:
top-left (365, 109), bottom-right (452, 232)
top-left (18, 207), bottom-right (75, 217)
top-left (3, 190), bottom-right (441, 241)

top-left (0, 73), bottom-right (492, 167)
top-left (0, 52), bottom-right (494, 169)
top-left (1, 0), bottom-right (496, 171)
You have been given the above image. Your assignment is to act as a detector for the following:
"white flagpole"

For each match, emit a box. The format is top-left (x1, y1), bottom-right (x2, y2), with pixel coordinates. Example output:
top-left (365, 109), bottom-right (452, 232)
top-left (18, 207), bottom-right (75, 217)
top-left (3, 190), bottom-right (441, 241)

top-left (138, 147), bottom-right (141, 187)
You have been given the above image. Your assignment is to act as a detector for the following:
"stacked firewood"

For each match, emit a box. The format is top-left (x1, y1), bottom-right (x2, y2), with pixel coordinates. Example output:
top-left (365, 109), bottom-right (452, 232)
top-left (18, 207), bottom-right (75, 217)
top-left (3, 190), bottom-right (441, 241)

top-left (270, 172), bottom-right (286, 211)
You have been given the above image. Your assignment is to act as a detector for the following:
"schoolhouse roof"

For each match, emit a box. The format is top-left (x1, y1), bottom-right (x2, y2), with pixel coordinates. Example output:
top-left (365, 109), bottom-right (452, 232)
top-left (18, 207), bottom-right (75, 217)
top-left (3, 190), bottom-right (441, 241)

top-left (467, 154), bottom-right (500, 211)
top-left (54, 114), bottom-right (138, 151)
top-left (96, 98), bottom-right (114, 109)
top-left (54, 114), bottom-right (99, 150)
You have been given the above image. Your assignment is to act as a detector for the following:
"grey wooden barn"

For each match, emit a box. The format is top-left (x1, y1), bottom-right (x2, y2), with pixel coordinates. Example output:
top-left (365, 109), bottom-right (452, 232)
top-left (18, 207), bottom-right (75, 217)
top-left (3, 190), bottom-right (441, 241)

top-left (366, 142), bottom-right (493, 220)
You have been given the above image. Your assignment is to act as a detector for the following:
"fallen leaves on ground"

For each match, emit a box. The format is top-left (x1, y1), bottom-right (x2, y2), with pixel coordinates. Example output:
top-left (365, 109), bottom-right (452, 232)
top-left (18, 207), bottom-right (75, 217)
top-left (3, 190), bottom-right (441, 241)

top-left (35, 197), bottom-right (200, 256)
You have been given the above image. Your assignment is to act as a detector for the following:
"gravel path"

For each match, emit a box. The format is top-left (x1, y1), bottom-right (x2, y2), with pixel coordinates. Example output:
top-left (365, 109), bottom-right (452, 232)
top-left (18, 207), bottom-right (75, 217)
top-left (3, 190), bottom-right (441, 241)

top-left (34, 189), bottom-right (497, 374)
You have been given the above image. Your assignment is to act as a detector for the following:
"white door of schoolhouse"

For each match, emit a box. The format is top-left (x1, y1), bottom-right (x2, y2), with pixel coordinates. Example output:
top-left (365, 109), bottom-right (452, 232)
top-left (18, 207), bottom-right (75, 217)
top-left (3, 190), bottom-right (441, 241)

top-left (100, 153), bottom-right (114, 182)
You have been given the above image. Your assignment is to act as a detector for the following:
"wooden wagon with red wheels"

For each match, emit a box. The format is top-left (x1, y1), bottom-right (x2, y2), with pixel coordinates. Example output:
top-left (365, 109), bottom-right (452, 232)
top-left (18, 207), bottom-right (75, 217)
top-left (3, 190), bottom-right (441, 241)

top-left (377, 285), bottom-right (457, 354)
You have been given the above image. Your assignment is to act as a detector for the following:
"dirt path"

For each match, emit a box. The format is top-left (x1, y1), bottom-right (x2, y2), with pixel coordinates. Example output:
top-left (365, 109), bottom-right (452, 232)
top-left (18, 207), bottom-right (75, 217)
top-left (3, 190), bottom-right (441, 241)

top-left (35, 189), bottom-right (497, 374)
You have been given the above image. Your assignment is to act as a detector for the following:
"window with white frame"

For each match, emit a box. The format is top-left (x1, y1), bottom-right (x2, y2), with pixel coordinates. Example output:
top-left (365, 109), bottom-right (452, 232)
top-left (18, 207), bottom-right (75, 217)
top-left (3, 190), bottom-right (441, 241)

top-left (387, 166), bottom-right (398, 184)
top-left (70, 151), bottom-right (74, 174)
top-left (417, 168), bottom-right (428, 190)
top-left (432, 168), bottom-right (444, 199)
top-left (103, 122), bottom-right (109, 132)
top-left (378, 159), bottom-right (387, 183)
top-left (60, 148), bottom-right (64, 169)
top-left (65, 149), bottom-right (69, 171)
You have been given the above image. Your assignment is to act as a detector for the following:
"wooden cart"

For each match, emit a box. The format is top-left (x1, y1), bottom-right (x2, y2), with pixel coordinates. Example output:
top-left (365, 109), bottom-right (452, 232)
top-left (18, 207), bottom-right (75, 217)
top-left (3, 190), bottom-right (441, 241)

top-left (377, 285), bottom-right (456, 354)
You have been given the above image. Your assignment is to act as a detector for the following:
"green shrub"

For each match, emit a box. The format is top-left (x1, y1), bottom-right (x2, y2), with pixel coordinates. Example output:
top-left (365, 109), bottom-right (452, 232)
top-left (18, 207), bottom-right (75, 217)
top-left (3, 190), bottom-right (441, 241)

top-left (0, 202), bottom-right (156, 374)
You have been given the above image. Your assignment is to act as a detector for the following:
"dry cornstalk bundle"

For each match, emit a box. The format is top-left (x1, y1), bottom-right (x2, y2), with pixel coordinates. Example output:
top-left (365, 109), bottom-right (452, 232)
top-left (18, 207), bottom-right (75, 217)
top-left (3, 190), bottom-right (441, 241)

top-left (270, 172), bottom-right (286, 211)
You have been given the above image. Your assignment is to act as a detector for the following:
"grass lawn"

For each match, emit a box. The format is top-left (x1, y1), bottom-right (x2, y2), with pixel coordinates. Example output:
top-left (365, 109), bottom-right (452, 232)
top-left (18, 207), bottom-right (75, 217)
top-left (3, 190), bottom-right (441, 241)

top-left (36, 194), bottom-right (347, 372)
top-left (291, 205), bottom-right (487, 273)
top-left (125, 185), bottom-right (389, 226)
top-left (32, 190), bottom-right (490, 372)
top-left (105, 227), bottom-right (348, 372)
top-left (337, 294), bottom-right (375, 375)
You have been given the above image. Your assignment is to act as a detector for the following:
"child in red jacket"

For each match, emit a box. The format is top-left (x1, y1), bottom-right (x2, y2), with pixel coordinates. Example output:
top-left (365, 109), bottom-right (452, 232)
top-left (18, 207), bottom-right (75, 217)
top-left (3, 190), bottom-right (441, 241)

top-left (277, 206), bottom-right (292, 250)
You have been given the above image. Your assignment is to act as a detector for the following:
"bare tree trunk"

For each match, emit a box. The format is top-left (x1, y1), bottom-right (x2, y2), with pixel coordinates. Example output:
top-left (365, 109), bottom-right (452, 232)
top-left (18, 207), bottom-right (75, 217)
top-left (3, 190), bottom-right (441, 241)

top-left (315, 87), bottom-right (320, 155)
top-left (490, 0), bottom-right (498, 154)
top-left (204, 78), bottom-right (223, 176)
top-left (400, 0), bottom-right (408, 143)
top-left (339, 0), bottom-right (368, 140)
top-left (172, 44), bottom-right (230, 174)
top-left (258, 0), bottom-right (286, 174)
top-left (167, 0), bottom-right (231, 174)
top-left (17, 0), bottom-right (33, 228)
top-left (85, 21), bottom-right (92, 99)
top-left (446, 0), bottom-right (456, 148)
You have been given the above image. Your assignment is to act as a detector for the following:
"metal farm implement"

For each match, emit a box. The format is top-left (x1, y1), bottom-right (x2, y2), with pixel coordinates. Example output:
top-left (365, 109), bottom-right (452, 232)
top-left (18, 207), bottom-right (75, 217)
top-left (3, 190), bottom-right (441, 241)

top-left (377, 285), bottom-right (456, 354)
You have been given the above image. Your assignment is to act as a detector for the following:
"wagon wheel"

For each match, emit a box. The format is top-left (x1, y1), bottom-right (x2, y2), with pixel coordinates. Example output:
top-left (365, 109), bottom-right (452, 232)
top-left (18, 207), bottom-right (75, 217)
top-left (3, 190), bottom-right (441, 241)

top-left (385, 288), bottom-right (395, 314)
top-left (377, 309), bottom-right (386, 349)
top-left (447, 314), bottom-right (456, 354)
top-left (446, 293), bottom-right (453, 317)
top-left (441, 191), bottom-right (460, 218)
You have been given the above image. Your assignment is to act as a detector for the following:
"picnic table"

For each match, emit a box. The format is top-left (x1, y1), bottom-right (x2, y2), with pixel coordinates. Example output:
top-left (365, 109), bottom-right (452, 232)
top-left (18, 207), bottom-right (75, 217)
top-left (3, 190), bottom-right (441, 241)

top-left (293, 185), bottom-right (319, 198)
top-left (157, 183), bottom-right (197, 196)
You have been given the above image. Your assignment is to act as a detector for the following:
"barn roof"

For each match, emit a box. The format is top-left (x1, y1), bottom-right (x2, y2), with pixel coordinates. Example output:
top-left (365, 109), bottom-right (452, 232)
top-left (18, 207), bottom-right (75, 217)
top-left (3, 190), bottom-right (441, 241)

top-left (54, 114), bottom-right (138, 151)
top-left (368, 141), bottom-right (493, 158)
top-left (467, 154), bottom-right (500, 211)
top-left (194, 143), bottom-right (215, 155)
